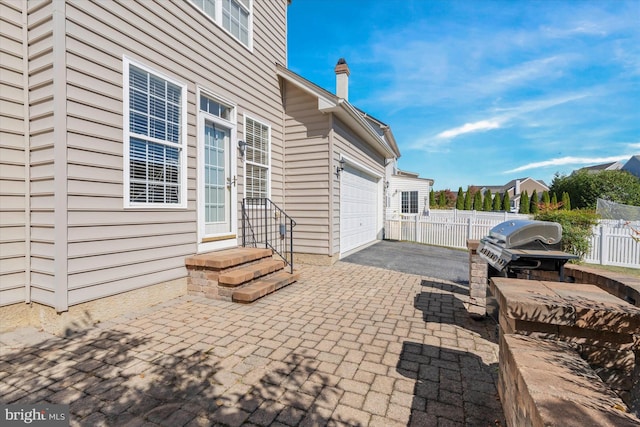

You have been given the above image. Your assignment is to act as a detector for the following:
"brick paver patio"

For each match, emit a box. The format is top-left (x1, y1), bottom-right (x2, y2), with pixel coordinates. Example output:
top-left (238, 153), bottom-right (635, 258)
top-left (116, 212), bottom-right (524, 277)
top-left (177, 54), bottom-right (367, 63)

top-left (0, 262), bottom-right (506, 426)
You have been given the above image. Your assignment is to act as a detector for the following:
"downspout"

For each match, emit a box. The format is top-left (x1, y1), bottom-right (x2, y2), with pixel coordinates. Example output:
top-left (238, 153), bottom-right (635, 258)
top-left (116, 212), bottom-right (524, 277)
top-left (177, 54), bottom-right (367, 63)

top-left (328, 114), bottom-right (335, 258)
top-left (280, 78), bottom-right (286, 209)
top-left (22, 2), bottom-right (31, 304)
top-left (52, 0), bottom-right (68, 312)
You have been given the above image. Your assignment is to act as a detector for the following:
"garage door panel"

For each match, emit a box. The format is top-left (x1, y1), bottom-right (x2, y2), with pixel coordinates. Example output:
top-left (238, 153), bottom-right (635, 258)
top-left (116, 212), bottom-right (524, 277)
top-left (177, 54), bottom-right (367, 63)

top-left (340, 165), bottom-right (378, 253)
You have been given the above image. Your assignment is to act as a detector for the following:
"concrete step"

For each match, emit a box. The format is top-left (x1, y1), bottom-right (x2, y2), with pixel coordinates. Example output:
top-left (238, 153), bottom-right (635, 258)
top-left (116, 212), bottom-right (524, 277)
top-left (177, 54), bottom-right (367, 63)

top-left (218, 259), bottom-right (285, 287)
top-left (232, 270), bottom-right (301, 303)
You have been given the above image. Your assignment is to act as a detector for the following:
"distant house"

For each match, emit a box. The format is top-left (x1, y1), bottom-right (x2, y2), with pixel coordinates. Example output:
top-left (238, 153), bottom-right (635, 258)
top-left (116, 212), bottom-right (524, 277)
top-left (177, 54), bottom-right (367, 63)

top-left (385, 161), bottom-right (433, 219)
top-left (622, 155), bottom-right (640, 179)
top-left (504, 178), bottom-right (549, 212)
top-left (579, 161), bottom-right (623, 173)
top-left (476, 178), bottom-right (549, 212)
top-left (576, 155), bottom-right (640, 179)
top-left (0, 1), bottom-right (405, 332)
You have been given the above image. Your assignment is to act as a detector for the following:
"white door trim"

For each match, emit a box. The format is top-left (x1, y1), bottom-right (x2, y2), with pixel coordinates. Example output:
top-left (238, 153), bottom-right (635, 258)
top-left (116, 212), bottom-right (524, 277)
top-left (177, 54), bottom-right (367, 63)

top-left (339, 153), bottom-right (384, 179)
top-left (196, 88), bottom-right (238, 253)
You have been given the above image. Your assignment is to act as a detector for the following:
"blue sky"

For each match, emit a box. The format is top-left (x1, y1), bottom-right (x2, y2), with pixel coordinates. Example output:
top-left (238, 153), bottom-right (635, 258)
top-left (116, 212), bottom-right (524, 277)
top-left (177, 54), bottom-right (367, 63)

top-left (286, 0), bottom-right (640, 190)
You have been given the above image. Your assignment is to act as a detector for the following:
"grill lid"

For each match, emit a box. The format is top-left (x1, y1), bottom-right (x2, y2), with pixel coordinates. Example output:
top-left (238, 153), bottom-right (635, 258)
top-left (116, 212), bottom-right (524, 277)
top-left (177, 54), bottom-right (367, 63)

top-left (486, 219), bottom-right (562, 248)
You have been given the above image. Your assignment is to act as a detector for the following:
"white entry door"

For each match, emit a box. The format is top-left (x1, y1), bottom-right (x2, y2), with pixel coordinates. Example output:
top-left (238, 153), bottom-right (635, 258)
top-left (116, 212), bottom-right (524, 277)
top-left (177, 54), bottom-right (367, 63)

top-left (201, 119), bottom-right (234, 237)
top-left (340, 165), bottom-right (379, 254)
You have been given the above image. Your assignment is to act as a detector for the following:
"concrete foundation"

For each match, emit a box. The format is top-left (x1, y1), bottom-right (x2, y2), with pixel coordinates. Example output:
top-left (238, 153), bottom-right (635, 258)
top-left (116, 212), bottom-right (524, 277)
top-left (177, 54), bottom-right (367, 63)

top-left (0, 278), bottom-right (187, 335)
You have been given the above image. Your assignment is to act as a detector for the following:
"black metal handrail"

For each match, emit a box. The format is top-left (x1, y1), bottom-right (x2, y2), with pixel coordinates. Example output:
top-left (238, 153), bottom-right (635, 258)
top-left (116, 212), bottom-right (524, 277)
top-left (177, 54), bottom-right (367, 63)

top-left (242, 198), bottom-right (296, 273)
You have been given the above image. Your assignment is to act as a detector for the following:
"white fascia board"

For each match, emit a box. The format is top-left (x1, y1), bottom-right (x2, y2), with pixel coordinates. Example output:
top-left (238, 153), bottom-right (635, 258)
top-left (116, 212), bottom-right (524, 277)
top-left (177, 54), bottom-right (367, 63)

top-left (334, 100), bottom-right (396, 158)
top-left (276, 64), bottom-right (395, 159)
top-left (391, 174), bottom-right (435, 185)
top-left (381, 125), bottom-right (401, 158)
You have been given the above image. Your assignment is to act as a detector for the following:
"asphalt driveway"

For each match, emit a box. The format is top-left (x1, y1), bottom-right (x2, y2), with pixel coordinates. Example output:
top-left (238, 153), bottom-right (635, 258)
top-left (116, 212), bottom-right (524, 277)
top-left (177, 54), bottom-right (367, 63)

top-left (342, 240), bottom-right (469, 284)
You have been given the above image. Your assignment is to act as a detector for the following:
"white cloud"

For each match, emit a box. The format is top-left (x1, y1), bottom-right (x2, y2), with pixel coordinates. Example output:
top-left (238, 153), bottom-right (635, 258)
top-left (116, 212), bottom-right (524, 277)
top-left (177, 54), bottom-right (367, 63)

top-left (436, 120), bottom-right (501, 139)
top-left (491, 92), bottom-right (591, 118)
top-left (503, 155), bottom-right (632, 174)
top-left (542, 22), bottom-right (608, 38)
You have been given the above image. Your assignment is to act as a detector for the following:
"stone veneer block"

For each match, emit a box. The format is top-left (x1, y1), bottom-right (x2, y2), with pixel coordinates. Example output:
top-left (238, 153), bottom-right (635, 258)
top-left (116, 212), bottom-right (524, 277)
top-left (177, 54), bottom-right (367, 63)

top-left (218, 259), bottom-right (285, 286)
top-left (185, 248), bottom-right (273, 269)
top-left (491, 278), bottom-right (575, 326)
top-left (466, 239), bottom-right (488, 319)
top-left (233, 270), bottom-right (301, 303)
top-left (544, 281), bottom-right (640, 335)
top-left (523, 264), bottom-right (640, 309)
top-left (499, 334), bottom-right (639, 427)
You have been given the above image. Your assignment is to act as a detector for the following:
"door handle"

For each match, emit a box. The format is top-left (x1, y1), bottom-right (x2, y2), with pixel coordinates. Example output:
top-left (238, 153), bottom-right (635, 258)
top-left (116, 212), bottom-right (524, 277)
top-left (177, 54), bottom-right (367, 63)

top-left (227, 175), bottom-right (237, 187)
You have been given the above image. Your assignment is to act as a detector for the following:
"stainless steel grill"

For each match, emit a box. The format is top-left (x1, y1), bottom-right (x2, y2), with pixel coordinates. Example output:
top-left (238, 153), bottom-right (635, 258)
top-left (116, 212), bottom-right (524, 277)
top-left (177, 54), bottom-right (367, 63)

top-left (478, 219), bottom-right (578, 279)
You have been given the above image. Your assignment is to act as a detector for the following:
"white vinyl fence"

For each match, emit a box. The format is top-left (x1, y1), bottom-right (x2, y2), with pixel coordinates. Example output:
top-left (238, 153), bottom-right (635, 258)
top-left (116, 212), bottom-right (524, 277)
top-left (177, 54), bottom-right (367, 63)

top-left (385, 210), bottom-right (640, 269)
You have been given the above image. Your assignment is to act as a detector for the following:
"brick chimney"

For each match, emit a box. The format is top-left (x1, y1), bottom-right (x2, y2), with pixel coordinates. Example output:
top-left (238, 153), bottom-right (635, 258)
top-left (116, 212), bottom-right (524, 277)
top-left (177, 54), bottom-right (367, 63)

top-left (335, 58), bottom-right (350, 100)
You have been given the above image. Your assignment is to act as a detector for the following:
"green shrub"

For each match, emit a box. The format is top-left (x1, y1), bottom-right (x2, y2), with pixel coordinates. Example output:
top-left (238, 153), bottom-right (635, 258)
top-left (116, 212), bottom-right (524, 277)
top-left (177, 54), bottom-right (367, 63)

top-left (519, 191), bottom-right (529, 214)
top-left (464, 190), bottom-right (472, 210)
top-left (534, 209), bottom-right (599, 261)
top-left (529, 189), bottom-right (539, 214)
top-left (502, 192), bottom-right (511, 212)
top-left (483, 189), bottom-right (493, 211)
top-left (473, 191), bottom-right (483, 211)
top-left (456, 187), bottom-right (464, 210)
top-left (493, 192), bottom-right (502, 211)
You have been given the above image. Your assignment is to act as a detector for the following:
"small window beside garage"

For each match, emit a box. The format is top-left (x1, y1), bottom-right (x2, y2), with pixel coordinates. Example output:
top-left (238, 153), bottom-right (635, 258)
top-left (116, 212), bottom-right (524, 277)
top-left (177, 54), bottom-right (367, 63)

top-left (401, 191), bottom-right (418, 214)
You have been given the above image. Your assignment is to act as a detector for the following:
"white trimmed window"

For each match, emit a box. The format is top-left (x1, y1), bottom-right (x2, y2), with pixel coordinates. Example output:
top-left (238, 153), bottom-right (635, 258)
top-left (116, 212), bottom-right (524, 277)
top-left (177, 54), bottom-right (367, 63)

top-left (124, 58), bottom-right (187, 207)
top-left (191, 0), bottom-right (252, 48)
top-left (401, 191), bottom-right (418, 214)
top-left (244, 117), bottom-right (270, 200)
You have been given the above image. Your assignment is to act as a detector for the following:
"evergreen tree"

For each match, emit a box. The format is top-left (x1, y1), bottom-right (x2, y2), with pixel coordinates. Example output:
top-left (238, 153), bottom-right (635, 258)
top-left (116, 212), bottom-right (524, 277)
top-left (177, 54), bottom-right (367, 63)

top-left (437, 191), bottom-right (446, 208)
top-left (542, 191), bottom-right (550, 204)
top-left (483, 189), bottom-right (493, 211)
top-left (551, 192), bottom-right (558, 205)
top-left (456, 187), bottom-right (464, 210)
top-left (493, 192), bottom-right (502, 211)
top-left (473, 191), bottom-right (483, 211)
top-left (429, 189), bottom-right (435, 208)
top-left (529, 189), bottom-right (539, 214)
top-left (464, 190), bottom-right (472, 210)
top-left (561, 192), bottom-right (571, 210)
top-left (519, 191), bottom-right (530, 214)
top-left (503, 192), bottom-right (511, 212)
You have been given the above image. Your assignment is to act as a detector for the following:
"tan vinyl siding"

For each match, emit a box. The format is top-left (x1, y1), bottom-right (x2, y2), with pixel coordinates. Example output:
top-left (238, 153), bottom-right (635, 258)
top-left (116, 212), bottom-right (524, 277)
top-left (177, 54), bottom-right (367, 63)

top-left (283, 84), bottom-right (332, 255)
top-left (1, 0), bottom-right (288, 309)
top-left (53, 0), bottom-right (287, 305)
top-left (0, 0), bottom-right (27, 305)
top-left (27, 0), bottom-right (57, 306)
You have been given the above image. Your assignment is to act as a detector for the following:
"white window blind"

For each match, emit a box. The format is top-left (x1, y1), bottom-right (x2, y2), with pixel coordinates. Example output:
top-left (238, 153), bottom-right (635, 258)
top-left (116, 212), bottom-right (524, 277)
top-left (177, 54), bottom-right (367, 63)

top-left (126, 63), bottom-right (185, 206)
top-left (245, 117), bottom-right (269, 199)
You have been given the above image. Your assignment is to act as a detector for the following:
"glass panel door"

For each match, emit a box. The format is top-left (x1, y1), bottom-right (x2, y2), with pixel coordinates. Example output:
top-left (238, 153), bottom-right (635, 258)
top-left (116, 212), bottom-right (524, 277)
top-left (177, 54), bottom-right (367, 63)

top-left (204, 120), bottom-right (231, 235)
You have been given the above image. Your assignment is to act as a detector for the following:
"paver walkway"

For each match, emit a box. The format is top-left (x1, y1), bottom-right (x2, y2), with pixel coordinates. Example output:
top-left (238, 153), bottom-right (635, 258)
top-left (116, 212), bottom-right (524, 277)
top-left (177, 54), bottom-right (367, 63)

top-left (0, 262), bottom-right (505, 426)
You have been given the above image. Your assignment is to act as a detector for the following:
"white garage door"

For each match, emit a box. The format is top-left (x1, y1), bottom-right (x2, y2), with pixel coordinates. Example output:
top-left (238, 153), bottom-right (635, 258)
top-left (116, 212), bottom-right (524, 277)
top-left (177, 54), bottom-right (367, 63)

top-left (340, 165), bottom-right (379, 254)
